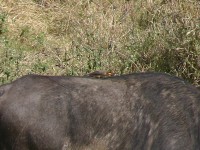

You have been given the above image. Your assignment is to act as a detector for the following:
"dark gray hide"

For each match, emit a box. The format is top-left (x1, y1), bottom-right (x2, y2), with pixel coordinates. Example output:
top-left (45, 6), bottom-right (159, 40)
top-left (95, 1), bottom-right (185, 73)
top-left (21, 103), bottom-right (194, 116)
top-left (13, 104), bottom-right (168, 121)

top-left (0, 73), bottom-right (200, 150)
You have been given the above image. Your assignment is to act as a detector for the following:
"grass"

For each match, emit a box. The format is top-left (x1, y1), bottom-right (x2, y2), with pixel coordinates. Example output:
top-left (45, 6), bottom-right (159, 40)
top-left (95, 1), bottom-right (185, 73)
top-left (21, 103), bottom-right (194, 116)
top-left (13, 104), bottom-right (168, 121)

top-left (0, 0), bottom-right (200, 86)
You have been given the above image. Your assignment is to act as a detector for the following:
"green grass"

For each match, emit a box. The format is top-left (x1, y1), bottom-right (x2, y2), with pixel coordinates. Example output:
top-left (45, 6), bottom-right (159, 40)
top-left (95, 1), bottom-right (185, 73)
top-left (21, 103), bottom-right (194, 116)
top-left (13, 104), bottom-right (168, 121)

top-left (0, 0), bottom-right (200, 86)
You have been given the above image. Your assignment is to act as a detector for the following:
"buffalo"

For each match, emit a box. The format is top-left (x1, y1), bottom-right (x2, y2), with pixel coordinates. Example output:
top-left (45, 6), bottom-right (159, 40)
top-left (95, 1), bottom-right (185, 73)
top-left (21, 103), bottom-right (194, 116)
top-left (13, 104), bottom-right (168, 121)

top-left (0, 72), bottom-right (200, 150)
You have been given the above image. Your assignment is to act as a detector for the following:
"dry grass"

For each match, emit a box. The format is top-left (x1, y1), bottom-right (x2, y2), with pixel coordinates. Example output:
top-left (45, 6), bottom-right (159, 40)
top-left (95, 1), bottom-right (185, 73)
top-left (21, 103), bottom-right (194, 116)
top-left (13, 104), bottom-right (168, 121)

top-left (0, 0), bottom-right (200, 85)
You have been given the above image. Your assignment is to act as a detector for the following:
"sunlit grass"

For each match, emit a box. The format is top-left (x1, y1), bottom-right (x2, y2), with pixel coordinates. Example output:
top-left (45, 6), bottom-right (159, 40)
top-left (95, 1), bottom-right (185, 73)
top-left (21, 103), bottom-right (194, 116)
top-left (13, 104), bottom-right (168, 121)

top-left (0, 0), bottom-right (200, 85)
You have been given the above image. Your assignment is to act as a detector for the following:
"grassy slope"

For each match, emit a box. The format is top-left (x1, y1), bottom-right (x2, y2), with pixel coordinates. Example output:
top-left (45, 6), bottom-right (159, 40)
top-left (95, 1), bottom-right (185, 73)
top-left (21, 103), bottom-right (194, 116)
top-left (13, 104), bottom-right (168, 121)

top-left (0, 0), bottom-right (200, 85)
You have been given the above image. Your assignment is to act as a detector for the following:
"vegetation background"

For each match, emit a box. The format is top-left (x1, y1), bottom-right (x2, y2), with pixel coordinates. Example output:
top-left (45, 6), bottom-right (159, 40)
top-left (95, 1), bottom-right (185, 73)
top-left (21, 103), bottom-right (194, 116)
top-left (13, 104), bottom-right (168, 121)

top-left (0, 0), bottom-right (200, 86)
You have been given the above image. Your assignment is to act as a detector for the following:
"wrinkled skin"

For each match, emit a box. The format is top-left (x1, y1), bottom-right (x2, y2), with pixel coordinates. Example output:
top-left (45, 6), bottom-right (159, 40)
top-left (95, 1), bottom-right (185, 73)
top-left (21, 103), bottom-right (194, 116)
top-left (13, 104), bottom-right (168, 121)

top-left (0, 73), bottom-right (200, 150)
